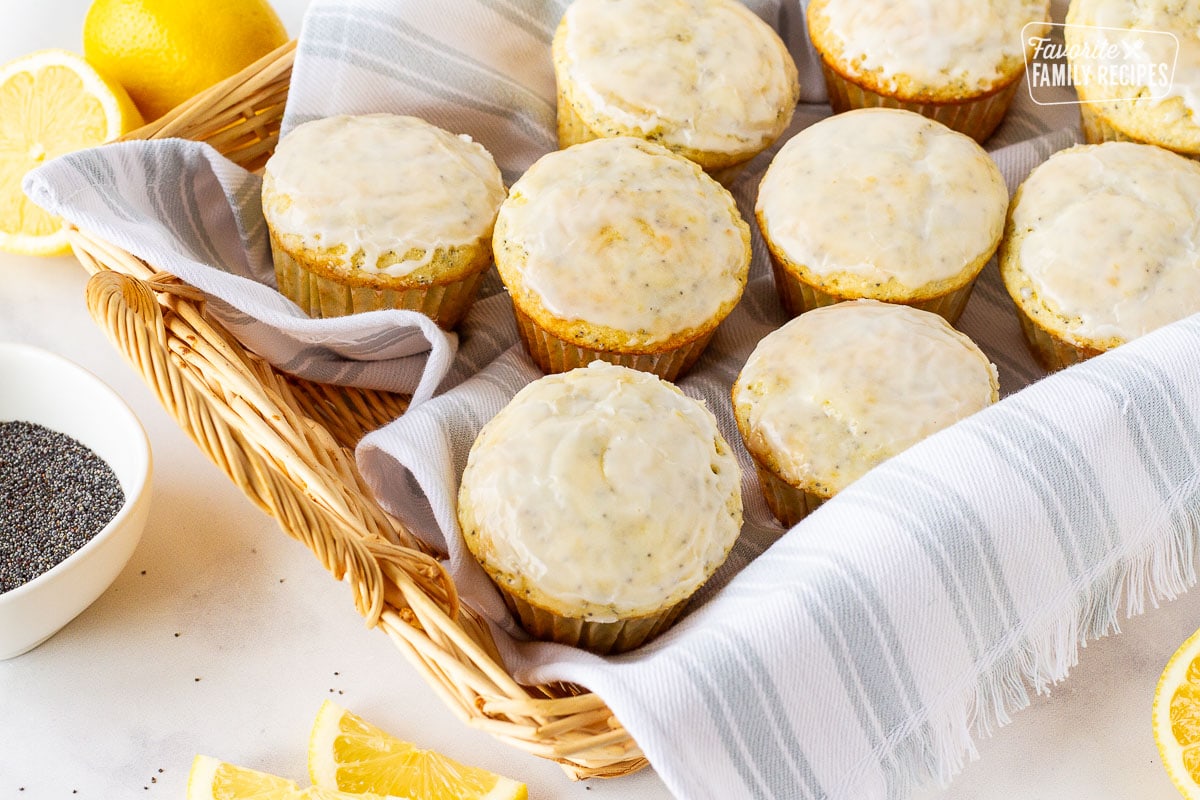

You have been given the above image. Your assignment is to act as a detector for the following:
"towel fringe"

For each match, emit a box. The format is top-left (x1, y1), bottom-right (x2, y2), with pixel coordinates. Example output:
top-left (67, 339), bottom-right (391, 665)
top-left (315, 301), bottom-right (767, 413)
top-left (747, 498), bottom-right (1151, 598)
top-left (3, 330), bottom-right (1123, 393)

top-left (839, 495), bottom-right (1200, 798)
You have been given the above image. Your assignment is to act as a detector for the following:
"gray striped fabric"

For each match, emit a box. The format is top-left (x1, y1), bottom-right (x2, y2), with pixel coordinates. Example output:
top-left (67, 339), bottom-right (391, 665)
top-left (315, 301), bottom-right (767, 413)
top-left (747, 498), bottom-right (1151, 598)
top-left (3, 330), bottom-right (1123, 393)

top-left (26, 0), bottom-right (1200, 797)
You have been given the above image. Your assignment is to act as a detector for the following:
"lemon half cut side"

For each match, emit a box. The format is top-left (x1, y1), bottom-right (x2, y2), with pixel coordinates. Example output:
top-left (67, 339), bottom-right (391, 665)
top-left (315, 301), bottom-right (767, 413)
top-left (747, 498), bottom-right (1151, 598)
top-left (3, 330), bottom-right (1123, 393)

top-left (0, 49), bottom-right (141, 257)
top-left (1154, 626), bottom-right (1200, 799)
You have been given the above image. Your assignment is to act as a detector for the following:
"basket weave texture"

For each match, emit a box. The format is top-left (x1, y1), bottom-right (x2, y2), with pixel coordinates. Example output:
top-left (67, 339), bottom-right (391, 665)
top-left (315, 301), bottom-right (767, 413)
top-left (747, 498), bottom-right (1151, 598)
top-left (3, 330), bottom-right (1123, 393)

top-left (66, 40), bottom-right (645, 780)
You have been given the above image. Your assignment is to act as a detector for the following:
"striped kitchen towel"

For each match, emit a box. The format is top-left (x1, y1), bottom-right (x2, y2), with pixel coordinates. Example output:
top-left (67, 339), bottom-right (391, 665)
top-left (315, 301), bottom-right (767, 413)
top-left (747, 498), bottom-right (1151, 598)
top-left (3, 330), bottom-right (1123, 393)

top-left (26, 0), bottom-right (1200, 797)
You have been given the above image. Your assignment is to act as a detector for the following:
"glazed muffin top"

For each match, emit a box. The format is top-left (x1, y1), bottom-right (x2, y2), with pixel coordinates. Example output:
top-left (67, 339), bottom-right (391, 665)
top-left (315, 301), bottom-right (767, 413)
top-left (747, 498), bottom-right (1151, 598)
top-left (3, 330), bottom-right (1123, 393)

top-left (553, 0), bottom-right (799, 159)
top-left (261, 113), bottom-right (506, 278)
top-left (1066, 0), bottom-right (1200, 153)
top-left (1002, 142), bottom-right (1200, 348)
top-left (732, 300), bottom-right (998, 497)
top-left (755, 109), bottom-right (1009, 299)
top-left (493, 136), bottom-right (751, 350)
top-left (807, 0), bottom-right (1049, 100)
top-left (458, 361), bottom-right (743, 621)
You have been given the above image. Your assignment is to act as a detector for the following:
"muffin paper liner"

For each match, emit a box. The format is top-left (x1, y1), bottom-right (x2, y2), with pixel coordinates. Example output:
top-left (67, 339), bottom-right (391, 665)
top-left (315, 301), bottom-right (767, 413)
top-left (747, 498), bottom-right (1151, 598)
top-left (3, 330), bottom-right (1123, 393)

top-left (271, 240), bottom-right (486, 329)
top-left (512, 303), bottom-right (714, 381)
top-left (819, 61), bottom-right (1021, 144)
top-left (1011, 300), bottom-right (1105, 372)
top-left (749, 458), bottom-right (828, 529)
top-left (498, 586), bottom-right (690, 655)
top-left (769, 255), bottom-right (978, 324)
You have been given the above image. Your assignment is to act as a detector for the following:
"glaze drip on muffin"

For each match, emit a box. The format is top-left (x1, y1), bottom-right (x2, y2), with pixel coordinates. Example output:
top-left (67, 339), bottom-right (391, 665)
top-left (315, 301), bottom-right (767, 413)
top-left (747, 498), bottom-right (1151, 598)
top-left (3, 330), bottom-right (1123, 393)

top-left (495, 136), bottom-right (749, 346)
top-left (811, 0), bottom-right (1049, 95)
top-left (756, 109), bottom-right (1008, 295)
top-left (459, 361), bottom-right (742, 622)
top-left (1003, 142), bottom-right (1200, 345)
top-left (733, 300), bottom-right (998, 496)
top-left (556, 0), bottom-right (799, 156)
top-left (263, 113), bottom-right (506, 278)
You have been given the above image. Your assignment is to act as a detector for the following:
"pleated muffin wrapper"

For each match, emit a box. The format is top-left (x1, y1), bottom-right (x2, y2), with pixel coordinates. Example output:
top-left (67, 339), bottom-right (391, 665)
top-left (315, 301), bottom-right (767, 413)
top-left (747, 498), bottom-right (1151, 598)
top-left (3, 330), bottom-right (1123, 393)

top-left (270, 238), bottom-right (488, 329)
top-left (512, 304), bottom-right (716, 381)
top-left (765, 248), bottom-right (984, 325)
top-left (747, 453), bottom-right (830, 530)
top-left (818, 60), bottom-right (1022, 145)
top-left (497, 582), bottom-right (693, 656)
top-left (1009, 298), bottom-right (1107, 373)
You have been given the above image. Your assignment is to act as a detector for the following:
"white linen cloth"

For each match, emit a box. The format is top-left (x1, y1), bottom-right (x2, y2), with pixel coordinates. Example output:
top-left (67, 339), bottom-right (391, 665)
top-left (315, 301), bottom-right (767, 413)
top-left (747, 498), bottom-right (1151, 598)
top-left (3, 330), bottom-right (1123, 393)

top-left (23, 1), bottom-right (1200, 797)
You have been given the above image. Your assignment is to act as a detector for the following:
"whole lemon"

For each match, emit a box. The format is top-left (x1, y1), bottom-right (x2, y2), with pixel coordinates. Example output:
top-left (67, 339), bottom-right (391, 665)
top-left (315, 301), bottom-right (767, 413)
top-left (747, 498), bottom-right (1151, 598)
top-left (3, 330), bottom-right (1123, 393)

top-left (83, 0), bottom-right (289, 121)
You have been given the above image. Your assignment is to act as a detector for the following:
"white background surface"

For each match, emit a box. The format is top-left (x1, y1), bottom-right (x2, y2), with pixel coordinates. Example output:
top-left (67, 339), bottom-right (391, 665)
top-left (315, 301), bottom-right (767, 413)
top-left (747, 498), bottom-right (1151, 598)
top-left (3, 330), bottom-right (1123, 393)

top-left (1, 2), bottom-right (1198, 798)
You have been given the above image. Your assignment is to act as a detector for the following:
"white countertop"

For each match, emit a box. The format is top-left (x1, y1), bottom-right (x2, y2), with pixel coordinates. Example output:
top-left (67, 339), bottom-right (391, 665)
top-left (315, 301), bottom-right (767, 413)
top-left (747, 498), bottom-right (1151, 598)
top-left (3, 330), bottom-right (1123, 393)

top-left (0, 3), bottom-right (1196, 798)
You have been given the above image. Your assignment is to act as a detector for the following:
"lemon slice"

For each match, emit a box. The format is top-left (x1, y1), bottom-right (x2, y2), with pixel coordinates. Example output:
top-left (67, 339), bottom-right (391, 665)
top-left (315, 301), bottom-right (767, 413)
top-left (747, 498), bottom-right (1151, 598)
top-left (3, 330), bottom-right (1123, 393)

top-left (1154, 627), bottom-right (1200, 798)
top-left (308, 700), bottom-right (528, 800)
top-left (0, 49), bottom-right (142, 257)
top-left (186, 755), bottom-right (398, 800)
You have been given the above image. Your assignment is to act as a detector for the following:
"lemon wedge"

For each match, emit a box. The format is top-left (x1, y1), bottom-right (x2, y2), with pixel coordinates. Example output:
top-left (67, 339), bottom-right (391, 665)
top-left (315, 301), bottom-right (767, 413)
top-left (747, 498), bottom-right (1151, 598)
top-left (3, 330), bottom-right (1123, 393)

top-left (1154, 626), bottom-right (1200, 799)
top-left (187, 754), bottom-right (400, 800)
top-left (0, 49), bottom-right (142, 257)
top-left (307, 700), bottom-right (527, 800)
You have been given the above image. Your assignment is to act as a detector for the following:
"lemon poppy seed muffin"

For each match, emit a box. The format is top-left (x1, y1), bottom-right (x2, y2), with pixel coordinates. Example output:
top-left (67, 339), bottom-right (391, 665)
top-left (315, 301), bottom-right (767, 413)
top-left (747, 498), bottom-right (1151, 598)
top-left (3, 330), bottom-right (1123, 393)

top-left (732, 300), bottom-right (999, 527)
top-left (458, 361), bottom-right (743, 654)
top-left (262, 113), bottom-right (506, 327)
top-left (807, 0), bottom-right (1049, 142)
top-left (1000, 142), bottom-right (1200, 370)
top-left (755, 108), bottom-right (1009, 322)
top-left (494, 136), bottom-right (751, 380)
top-left (552, 0), bottom-right (800, 182)
top-left (1066, 0), bottom-right (1200, 158)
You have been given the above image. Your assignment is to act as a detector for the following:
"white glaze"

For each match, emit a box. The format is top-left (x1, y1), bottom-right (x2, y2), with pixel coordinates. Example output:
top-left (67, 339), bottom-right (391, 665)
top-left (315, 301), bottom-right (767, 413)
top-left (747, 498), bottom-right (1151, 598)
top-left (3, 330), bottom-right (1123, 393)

top-left (756, 109), bottom-right (1008, 289)
top-left (560, 0), bottom-right (797, 154)
top-left (497, 137), bottom-right (748, 341)
top-left (816, 0), bottom-right (1048, 93)
top-left (734, 300), bottom-right (997, 493)
top-left (1069, 0), bottom-right (1200, 116)
top-left (1011, 142), bottom-right (1200, 342)
top-left (262, 114), bottom-right (505, 277)
top-left (458, 361), bottom-right (742, 619)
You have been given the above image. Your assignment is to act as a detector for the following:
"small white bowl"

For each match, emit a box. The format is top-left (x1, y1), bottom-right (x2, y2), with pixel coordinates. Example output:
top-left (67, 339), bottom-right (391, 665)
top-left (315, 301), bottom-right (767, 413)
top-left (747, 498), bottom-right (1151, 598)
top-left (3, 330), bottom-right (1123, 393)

top-left (0, 342), bottom-right (152, 659)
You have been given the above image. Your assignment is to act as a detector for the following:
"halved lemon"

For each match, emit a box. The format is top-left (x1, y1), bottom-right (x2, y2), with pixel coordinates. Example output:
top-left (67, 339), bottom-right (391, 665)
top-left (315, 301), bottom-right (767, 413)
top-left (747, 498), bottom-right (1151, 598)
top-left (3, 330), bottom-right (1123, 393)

top-left (1154, 626), bottom-right (1200, 798)
top-left (0, 49), bottom-right (142, 257)
top-left (308, 700), bottom-right (527, 800)
top-left (186, 754), bottom-right (396, 800)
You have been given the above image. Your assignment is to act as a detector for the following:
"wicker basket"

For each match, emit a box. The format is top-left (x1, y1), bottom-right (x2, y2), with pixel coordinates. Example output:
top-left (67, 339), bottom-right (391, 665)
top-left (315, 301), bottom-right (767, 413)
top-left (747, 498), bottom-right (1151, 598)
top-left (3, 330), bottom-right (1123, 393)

top-left (65, 40), bottom-right (645, 781)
